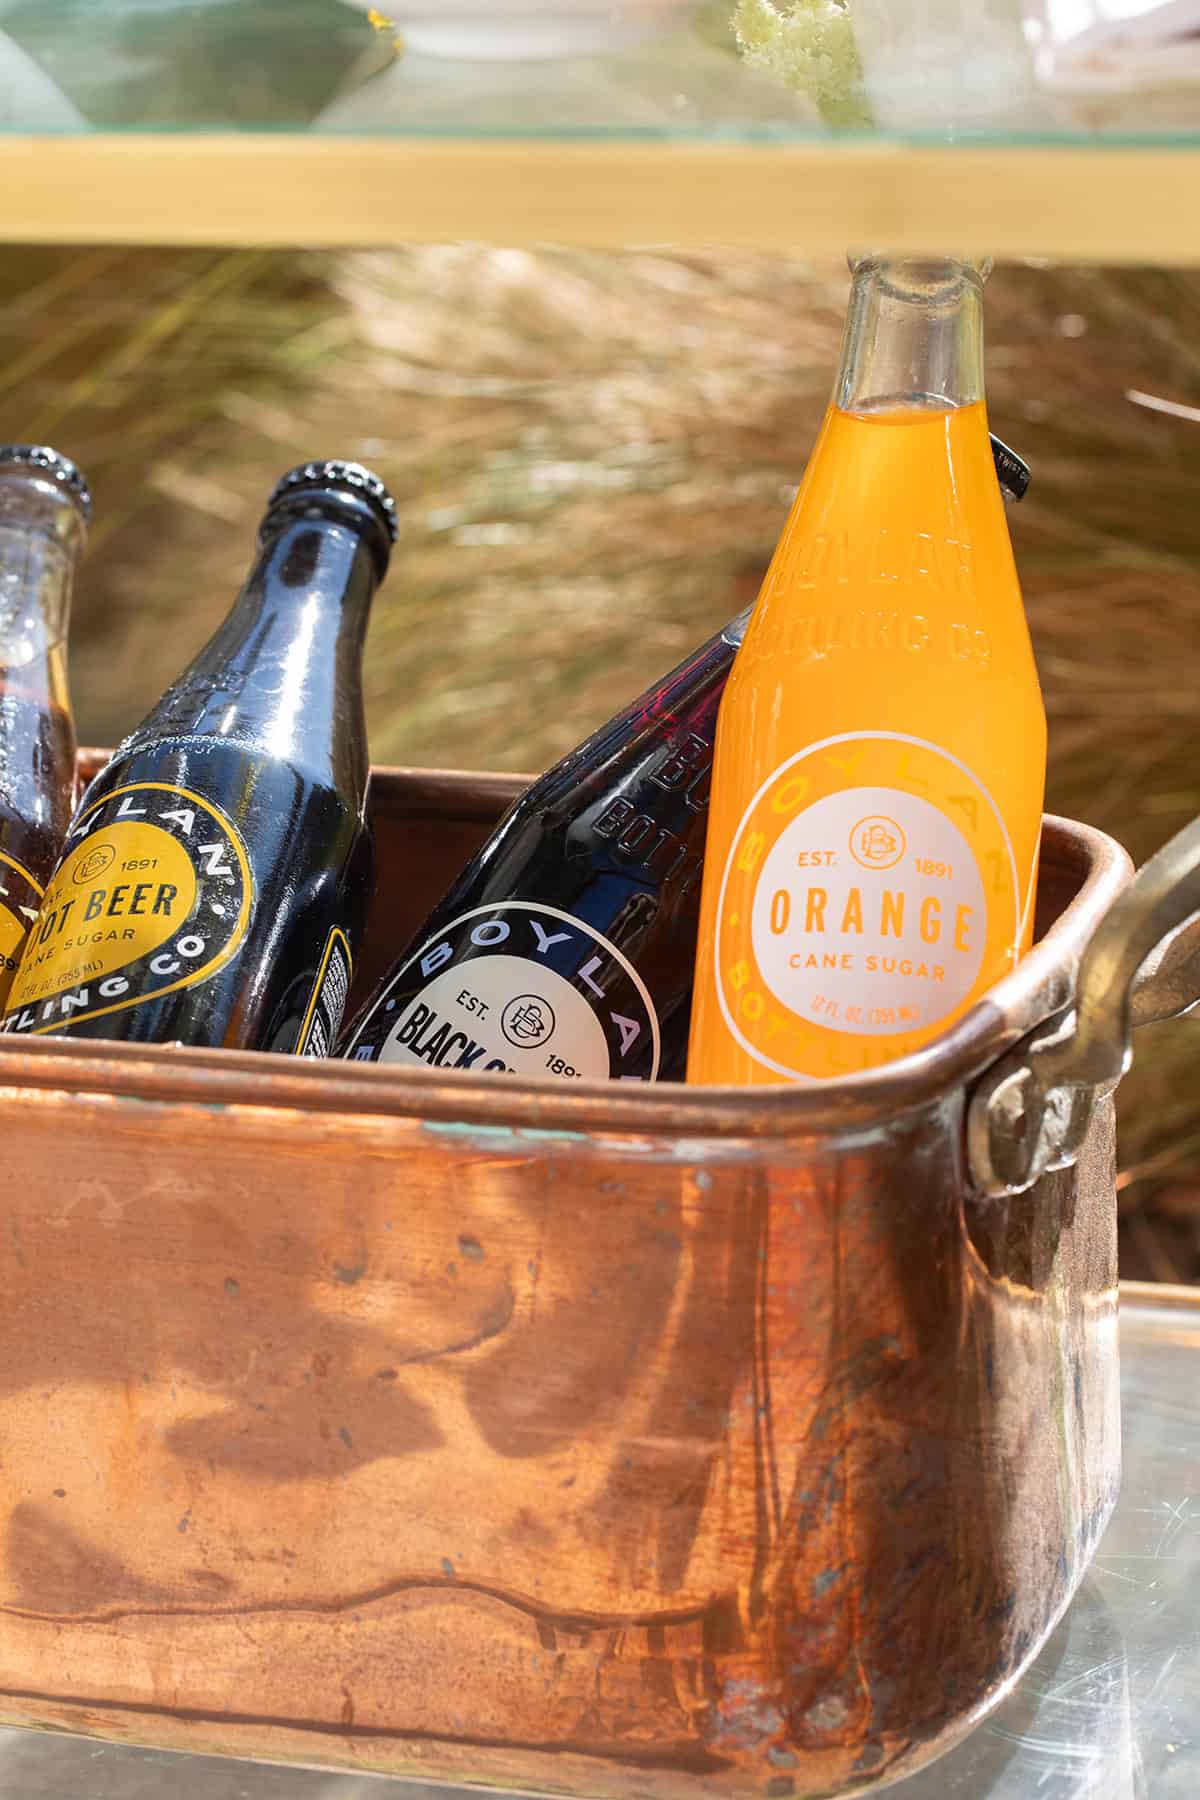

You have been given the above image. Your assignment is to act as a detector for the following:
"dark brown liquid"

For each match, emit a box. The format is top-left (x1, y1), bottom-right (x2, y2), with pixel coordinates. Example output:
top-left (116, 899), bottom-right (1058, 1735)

top-left (0, 672), bottom-right (76, 887)
top-left (0, 668), bottom-right (76, 1004)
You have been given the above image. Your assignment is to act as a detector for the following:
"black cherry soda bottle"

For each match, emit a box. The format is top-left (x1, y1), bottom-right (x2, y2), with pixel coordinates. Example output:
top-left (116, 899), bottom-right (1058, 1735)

top-left (340, 613), bottom-right (751, 1081)
top-left (687, 256), bottom-right (1046, 1085)
top-left (341, 421), bottom-right (1029, 1088)
top-left (2, 460), bottom-right (393, 1053)
top-left (0, 446), bottom-right (87, 1007)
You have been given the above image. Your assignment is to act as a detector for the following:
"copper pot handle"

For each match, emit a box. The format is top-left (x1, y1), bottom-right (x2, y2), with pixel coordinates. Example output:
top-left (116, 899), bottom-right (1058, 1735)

top-left (968, 815), bottom-right (1200, 1198)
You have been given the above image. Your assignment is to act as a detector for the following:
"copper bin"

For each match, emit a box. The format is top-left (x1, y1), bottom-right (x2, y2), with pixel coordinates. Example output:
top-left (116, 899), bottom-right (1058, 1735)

top-left (2, 757), bottom-right (1194, 1796)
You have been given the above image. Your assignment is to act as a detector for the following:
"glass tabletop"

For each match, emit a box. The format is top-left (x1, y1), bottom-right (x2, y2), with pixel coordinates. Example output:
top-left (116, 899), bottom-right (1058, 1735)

top-left (0, 1285), bottom-right (1195, 1798)
top-left (3, 0), bottom-right (1200, 144)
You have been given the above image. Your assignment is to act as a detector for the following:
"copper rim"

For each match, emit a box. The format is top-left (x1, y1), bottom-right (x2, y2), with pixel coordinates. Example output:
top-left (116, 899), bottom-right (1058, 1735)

top-left (0, 771), bottom-right (1131, 1142)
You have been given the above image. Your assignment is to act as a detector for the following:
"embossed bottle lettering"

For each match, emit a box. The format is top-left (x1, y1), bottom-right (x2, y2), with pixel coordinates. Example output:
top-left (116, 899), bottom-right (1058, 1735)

top-left (743, 603), bottom-right (992, 670)
top-left (788, 524), bottom-right (977, 603)
top-left (688, 258), bottom-right (1046, 1086)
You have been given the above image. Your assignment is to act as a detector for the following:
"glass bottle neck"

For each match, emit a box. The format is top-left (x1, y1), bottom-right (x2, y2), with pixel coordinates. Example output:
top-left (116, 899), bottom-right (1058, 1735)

top-left (0, 473), bottom-right (85, 671)
top-left (836, 257), bottom-right (986, 416)
top-left (132, 511), bottom-right (380, 789)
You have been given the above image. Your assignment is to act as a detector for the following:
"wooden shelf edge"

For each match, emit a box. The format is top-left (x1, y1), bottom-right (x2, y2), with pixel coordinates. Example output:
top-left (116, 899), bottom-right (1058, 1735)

top-left (0, 134), bottom-right (1198, 259)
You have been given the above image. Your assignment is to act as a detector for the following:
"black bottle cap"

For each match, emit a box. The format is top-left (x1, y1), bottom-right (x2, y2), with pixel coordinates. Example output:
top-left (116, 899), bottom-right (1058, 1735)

top-left (989, 433), bottom-right (1030, 504)
top-left (268, 459), bottom-right (398, 544)
top-left (0, 444), bottom-right (92, 521)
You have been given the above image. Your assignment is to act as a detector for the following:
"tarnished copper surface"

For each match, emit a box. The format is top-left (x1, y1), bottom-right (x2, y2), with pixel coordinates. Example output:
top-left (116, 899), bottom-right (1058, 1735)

top-left (0, 763), bottom-right (1130, 1796)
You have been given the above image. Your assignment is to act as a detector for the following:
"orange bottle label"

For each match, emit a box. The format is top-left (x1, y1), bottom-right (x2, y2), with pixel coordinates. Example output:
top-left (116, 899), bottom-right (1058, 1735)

top-left (710, 732), bottom-right (1020, 1081)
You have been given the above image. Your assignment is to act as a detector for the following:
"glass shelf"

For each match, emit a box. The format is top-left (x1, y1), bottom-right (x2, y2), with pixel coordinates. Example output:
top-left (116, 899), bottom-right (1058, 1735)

top-left (2, 1), bottom-right (1200, 258)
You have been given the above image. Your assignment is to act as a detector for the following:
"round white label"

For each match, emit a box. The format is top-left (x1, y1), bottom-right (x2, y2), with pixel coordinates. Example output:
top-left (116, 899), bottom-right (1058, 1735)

top-left (749, 785), bottom-right (986, 1037)
top-left (381, 954), bottom-right (612, 1079)
top-left (351, 901), bottom-right (663, 1080)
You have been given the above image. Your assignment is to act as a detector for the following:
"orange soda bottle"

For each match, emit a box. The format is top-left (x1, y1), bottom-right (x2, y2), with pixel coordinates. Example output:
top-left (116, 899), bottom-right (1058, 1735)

top-left (687, 256), bottom-right (1046, 1085)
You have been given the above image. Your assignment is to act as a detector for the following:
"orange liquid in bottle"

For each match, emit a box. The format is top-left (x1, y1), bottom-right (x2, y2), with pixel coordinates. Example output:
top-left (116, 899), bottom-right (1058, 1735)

top-left (686, 396), bottom-right (1046, 1086)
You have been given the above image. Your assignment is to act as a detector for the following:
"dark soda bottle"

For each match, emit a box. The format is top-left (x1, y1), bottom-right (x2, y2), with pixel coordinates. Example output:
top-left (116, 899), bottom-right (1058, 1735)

top-left (341, 613), bottom-right (745, 1081)
top-left (0, 446), bottom-right (87, 1008)
top-left (2, 460), bottom-right (393, 1053)
top-left (341, 434), bottom-right (1028, 1084)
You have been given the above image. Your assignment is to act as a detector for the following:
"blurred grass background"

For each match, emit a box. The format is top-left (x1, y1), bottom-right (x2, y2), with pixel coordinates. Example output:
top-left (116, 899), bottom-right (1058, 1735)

top-left (1, 244), bottom-right (1197, 1279)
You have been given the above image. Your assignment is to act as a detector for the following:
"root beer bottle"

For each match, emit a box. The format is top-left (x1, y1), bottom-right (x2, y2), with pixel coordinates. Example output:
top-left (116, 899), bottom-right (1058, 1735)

top-left (687, 257), bottom-right (1047, 1087)
top-left (339, 432), bottom-right (1026, 1086)
top-left (2, 460), bottom-right (394, 1053)
top-left (0, 446), bottom-right (87, 1008)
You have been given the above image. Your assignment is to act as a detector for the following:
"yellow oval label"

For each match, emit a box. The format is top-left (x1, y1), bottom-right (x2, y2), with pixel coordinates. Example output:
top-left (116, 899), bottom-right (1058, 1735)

top-left (713, 732), bottom-right (1019, 1081)
top-left (0, 850), bottom-right (44, 1009)
top-left (2, 782), bottom-right (253, 1036)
